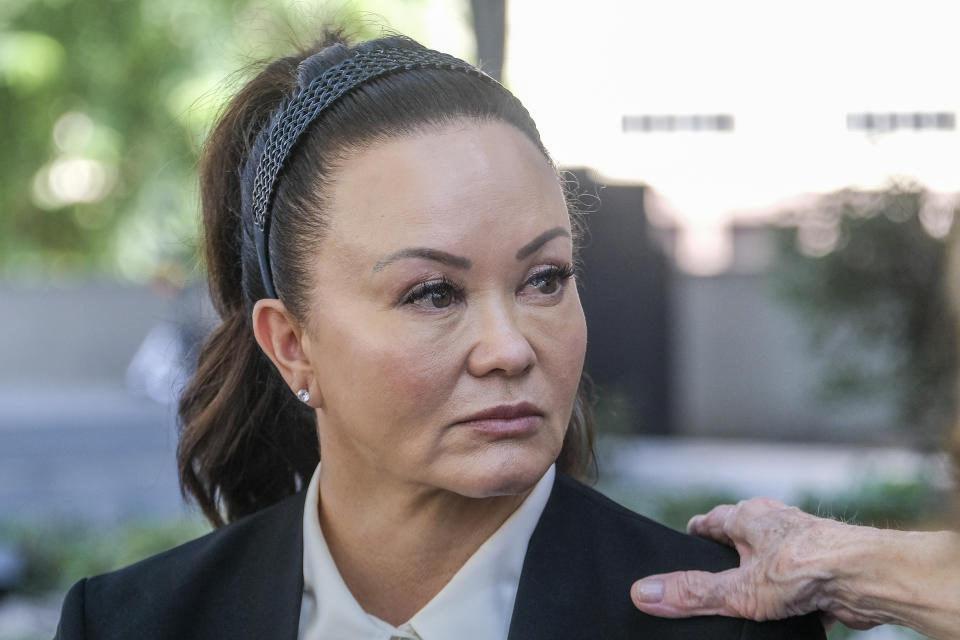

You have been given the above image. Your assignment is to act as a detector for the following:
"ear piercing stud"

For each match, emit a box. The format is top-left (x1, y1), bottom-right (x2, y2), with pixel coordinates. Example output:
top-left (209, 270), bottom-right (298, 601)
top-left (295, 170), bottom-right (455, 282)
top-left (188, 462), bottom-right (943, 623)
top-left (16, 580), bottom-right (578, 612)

top-left (297, 389), bottom-right (311, 403)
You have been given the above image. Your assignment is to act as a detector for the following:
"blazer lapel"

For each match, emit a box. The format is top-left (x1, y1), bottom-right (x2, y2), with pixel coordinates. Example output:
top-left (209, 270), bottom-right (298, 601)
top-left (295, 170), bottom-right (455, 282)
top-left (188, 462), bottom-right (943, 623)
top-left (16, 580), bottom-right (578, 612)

top-left (507, 475), bottom-right (604, 640)
top-left (204, 491), bottom-right (306, 640)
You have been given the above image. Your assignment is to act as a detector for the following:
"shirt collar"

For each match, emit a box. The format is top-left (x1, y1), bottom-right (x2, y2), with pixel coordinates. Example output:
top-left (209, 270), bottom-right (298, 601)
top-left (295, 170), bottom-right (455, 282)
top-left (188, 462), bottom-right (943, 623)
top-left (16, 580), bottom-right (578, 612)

top-left (300, 464), bottom-right (555, 640)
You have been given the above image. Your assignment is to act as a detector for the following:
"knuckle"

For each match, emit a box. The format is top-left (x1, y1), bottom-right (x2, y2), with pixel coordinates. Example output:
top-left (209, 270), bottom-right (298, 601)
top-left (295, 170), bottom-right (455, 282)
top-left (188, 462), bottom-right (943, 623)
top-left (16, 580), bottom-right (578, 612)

top-left (675, 573), bottom-right (707, 603)
top-left (675, 572), bottom-right (721, 611)
top-left (724, 505), bottom-right (743, 529)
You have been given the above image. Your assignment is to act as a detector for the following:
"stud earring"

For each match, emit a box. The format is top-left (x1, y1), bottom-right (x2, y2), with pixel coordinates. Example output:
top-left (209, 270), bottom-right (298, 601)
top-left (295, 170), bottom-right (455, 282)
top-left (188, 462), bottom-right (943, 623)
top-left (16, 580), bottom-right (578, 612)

top-left (297, 389), bottom-right (311, 403)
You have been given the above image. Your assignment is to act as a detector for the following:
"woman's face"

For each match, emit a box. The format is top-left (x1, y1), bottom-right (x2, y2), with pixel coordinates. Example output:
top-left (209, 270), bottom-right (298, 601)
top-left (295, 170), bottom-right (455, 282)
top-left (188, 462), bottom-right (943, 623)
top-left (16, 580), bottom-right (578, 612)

top-left (302, 120), bottom-right (586, 499)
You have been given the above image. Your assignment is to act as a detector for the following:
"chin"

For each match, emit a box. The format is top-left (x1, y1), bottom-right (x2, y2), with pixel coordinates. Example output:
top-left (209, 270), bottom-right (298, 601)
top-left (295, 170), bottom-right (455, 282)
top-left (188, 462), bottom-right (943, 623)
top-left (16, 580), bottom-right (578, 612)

top-left (451, 448), bottom-right (556, 499)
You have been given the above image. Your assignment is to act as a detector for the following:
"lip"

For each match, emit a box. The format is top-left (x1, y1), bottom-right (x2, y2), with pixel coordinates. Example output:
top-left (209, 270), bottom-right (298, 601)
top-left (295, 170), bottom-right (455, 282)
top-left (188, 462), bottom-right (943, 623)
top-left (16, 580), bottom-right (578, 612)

top-left (455, 402), bottom-right (544, 437)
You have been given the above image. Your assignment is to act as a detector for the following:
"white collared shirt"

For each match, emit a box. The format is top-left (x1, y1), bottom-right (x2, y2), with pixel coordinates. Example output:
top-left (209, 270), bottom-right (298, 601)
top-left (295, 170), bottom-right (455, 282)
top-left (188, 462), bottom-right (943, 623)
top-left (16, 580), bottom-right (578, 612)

top-left (297, 464), bottom-right (555, 640)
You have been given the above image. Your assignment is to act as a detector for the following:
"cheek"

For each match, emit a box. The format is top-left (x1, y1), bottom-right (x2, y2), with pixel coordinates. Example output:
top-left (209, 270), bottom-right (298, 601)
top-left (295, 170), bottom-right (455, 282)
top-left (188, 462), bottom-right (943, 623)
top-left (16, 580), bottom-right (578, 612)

top-left (370, 341), bottom-right (457, 413)
top-left (540, 296), bottom-right (588, 387)
top-left (561, 315), bottom-right (588, 412)
top-left (315, 314), bottom-right (461, 425)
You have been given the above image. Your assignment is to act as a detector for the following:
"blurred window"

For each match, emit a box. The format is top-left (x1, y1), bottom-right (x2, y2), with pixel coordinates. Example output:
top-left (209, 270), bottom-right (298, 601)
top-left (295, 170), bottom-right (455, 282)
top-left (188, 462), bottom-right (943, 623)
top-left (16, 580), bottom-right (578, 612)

top-left (846, 112), bottom-right (956, 132)
top-left (622, 114), bottom-right (735, 132)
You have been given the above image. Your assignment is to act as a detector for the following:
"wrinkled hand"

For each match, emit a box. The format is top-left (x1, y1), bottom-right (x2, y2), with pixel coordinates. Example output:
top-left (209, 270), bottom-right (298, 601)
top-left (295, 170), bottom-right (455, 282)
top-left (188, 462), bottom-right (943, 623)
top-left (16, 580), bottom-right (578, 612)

top-left (630, 497), bottom-right (877, 630)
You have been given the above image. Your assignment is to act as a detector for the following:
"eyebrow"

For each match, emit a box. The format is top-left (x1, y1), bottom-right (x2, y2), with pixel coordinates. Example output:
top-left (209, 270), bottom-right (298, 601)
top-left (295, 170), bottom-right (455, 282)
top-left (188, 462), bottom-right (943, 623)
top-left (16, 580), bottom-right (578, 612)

top-left (373, 248), bottom-right (472, 272)
top-left (515, 227), bottom-right (570, 261)
top-left (372, 226), bottom-right (571, 273)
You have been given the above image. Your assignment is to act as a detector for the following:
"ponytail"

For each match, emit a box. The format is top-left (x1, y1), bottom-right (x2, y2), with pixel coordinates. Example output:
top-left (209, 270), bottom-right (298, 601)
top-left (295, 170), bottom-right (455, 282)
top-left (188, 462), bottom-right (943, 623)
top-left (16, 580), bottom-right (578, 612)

top-left (177, 48), bottom-right (324, 527)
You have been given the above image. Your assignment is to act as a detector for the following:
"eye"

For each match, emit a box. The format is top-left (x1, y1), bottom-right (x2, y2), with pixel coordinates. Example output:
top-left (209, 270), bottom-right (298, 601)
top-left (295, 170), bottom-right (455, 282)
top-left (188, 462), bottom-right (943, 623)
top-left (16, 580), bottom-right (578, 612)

top-left (402, 278), bottom-right (461, 310)
top-left (524, 264), bottom-right (574, 296)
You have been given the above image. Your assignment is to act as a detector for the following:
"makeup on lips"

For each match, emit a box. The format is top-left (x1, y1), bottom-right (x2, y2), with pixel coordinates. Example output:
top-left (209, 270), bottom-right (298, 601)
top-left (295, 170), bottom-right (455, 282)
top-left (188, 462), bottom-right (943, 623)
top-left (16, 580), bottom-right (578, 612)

top-left (454, 402), bottom-right (544, 437)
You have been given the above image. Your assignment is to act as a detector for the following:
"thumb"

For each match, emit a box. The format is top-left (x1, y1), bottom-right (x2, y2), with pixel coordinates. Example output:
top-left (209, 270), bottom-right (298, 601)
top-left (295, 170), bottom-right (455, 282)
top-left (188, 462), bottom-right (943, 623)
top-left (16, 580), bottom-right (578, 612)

top-left (631, 569), bottom-right (737, 618)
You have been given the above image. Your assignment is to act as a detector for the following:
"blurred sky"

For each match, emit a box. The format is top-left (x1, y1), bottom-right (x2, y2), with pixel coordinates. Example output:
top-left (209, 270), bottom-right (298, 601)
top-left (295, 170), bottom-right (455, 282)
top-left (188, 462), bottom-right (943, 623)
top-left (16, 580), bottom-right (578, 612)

top-left (8, 0), bottom-right (957, 277)
top-left (502, 0), bottom-right (960, 272)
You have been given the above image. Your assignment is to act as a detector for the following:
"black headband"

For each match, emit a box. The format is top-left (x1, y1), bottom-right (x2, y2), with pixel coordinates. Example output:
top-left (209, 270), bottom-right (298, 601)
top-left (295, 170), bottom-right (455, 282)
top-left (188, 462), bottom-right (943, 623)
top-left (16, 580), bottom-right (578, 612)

top-left (247, 46), bottom-right (503, 299)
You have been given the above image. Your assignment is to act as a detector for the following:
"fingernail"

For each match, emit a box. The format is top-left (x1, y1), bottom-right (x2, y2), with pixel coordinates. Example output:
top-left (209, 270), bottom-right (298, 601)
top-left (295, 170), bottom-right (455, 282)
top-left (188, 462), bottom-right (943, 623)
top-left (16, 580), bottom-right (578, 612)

top-left (635, 579), bottom-right (664, 603)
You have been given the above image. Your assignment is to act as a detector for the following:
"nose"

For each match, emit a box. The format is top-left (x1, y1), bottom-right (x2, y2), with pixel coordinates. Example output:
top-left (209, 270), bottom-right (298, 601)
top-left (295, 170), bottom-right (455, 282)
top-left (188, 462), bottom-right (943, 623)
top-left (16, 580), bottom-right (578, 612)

top-left (466, 300), bottom-right (536, 378)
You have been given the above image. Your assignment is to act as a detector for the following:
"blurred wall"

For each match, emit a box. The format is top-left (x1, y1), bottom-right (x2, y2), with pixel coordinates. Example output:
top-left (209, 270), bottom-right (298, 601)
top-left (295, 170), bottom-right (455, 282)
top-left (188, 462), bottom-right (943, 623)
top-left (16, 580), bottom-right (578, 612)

top-left (0, 273), bottom-right (908, 444)
top-left (0, 284), bottom-right (195, 520)
top-left (672, 271), bottom-right (902, 443)
top-left (572, 170), bottom-right (674, 434)
top-left (0, 284), bottom-right (176, 385)
top-left (563, 170), bottom-right (907, 444)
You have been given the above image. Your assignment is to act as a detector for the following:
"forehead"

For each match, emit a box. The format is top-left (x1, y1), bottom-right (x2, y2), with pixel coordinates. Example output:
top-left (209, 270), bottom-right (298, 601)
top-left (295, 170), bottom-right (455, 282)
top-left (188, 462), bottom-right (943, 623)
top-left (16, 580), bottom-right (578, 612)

top-left (325, 120), bottom-right (569, 257)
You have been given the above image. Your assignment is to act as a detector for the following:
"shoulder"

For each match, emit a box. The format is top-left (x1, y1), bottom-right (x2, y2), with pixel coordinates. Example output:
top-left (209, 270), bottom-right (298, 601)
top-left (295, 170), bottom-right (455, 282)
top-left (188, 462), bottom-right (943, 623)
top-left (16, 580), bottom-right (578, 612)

top-left (509, 473), bottom-right (825, 640)
top-left (84, 490), bottom-right (305, 598)
top-left (54, 492), bottom-right (306, 640)
top-left (551, 472), bottom-right (742, 573)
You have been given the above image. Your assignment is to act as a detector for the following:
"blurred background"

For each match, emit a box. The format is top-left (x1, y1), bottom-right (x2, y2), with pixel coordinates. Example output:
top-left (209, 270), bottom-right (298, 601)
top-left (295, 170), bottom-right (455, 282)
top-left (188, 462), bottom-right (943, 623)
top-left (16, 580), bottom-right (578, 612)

top-left (1, 0), bottom-right (957, 638)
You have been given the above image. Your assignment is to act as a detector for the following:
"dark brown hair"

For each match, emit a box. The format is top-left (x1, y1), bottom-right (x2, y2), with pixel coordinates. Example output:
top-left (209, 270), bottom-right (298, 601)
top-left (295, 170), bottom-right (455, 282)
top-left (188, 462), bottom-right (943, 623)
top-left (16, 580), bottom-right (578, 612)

top-left (178, 31), bottom-right (595, 527)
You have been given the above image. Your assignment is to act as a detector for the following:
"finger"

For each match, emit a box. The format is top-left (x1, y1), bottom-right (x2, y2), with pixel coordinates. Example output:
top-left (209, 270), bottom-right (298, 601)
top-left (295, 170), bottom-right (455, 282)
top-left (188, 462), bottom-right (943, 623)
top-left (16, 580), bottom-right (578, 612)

top-left (631, 569), bottom-right (738, 618)
top-left (686, 504), bottom-right (737, 547)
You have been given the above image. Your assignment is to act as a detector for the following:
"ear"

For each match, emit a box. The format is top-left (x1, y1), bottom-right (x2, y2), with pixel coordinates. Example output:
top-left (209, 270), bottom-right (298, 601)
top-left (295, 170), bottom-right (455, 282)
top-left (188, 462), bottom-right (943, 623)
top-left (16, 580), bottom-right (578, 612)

top-left (251, 298), bottom-right (322, 407)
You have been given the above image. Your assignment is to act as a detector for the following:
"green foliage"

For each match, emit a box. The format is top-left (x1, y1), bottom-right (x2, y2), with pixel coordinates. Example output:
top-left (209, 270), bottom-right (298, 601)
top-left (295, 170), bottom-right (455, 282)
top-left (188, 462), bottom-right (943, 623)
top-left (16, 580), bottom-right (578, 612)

top-left (773, 186), bottom-right (958, 442)
top-left (0, 0), bottom-right (392, 282)
top-left (1, 517), bottom-right (209, 594)
top-left (797, 475), bottom-right (939, 530)
top-left (826, 622), bottom-right (857, 640)
top-left (827, 626), bottom-right (930, 640)
top-left (600, 472), bottom-right (940, 534)
top-left (649, 490), bottom-right (743, 532)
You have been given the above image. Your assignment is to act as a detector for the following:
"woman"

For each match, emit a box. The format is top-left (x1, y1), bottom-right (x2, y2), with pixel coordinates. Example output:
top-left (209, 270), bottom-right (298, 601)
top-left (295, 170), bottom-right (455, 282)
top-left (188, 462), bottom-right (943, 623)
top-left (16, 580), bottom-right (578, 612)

top-left (631, 439), bottom-right (960, 638)
top-left (54, 32), bottom-right (823, 639)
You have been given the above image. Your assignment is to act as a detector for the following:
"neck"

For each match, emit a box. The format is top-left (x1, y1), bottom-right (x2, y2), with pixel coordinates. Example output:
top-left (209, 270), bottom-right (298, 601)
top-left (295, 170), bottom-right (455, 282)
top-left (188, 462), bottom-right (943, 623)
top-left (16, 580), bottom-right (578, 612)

top-left (316, 459), bottom-right (533, 626)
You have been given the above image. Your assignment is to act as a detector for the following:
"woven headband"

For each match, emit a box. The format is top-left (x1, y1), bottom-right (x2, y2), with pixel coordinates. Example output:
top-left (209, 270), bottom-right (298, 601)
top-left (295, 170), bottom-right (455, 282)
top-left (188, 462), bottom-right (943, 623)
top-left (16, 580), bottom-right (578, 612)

top-left (249, 46), bottom-right (504, 299)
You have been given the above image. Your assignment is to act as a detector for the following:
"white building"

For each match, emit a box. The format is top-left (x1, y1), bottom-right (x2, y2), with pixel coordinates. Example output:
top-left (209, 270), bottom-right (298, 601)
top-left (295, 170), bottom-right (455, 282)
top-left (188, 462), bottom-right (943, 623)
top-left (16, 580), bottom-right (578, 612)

top-left (504, 0), bottom-right (960, 273)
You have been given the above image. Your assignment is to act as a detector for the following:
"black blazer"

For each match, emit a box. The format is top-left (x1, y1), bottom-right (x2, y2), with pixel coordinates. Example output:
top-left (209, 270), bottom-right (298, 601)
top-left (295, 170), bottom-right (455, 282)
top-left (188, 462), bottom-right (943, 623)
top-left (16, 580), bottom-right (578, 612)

top-left (55, 473), bottom-right (824, 639)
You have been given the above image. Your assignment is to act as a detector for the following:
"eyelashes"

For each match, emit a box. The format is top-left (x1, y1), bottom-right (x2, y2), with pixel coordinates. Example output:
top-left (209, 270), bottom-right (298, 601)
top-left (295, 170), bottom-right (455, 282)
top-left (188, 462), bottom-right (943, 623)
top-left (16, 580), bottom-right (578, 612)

top-left (402, 276), bottom-right (460, 309)
top-left (400, 264), bottom-right (575, 310)
top-left (527, 264), bottom-right (575, 295)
